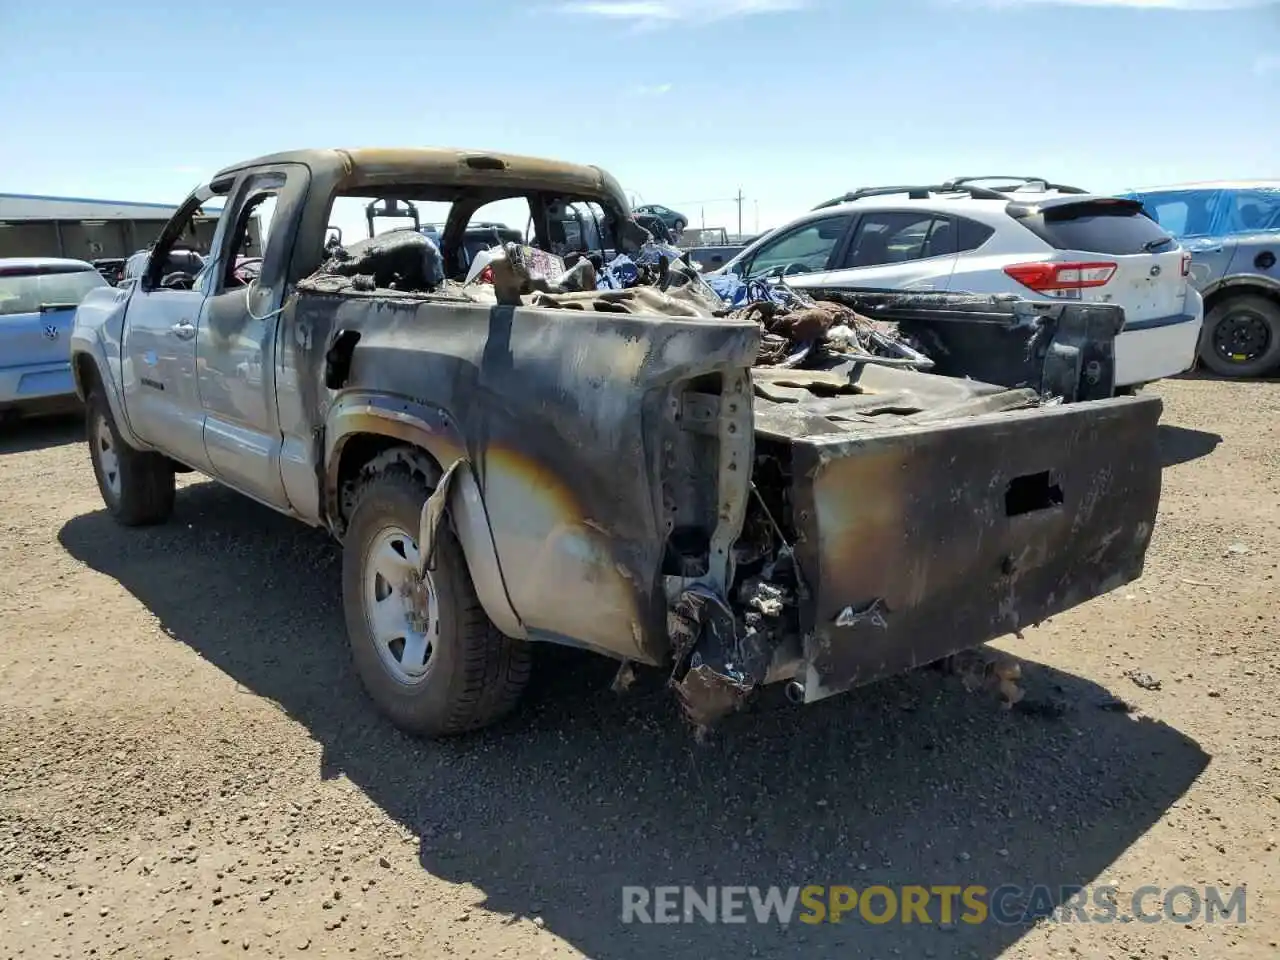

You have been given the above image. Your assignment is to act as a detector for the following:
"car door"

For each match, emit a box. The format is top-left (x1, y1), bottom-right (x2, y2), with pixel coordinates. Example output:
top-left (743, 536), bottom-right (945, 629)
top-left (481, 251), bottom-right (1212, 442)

top-left (120, 189), bottom-right (230, 471)
top-left (735, 214), bottom-right (856, 287)
top-left (822, 210), bottom-right (961, 292)
top-left (196, 164), bottom-right (310, 511)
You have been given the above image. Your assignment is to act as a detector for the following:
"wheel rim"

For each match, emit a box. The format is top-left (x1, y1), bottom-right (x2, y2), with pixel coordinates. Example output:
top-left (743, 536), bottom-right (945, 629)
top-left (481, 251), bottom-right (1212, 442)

top-left (95, 414), bottom-right (122, 500)
top-left (362, 525), bottom-right (438, 685)
top-left (1213, 308), bottom-right (1272, 364)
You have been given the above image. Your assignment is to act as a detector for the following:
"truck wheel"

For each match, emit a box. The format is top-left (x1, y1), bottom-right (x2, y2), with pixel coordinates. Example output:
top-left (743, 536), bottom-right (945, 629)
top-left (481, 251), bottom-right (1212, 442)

top-left (87, 391), bottom-right (175, 526)
top-left (1199, 294), bottom-right (1280, 378)
top-left (341, 466), bottom-right (531, 737)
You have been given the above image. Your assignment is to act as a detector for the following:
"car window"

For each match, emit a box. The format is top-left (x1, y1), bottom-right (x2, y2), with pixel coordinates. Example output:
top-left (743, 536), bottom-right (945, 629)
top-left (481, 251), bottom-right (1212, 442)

top-left (1014, 200), bottom-right (1175, 255)
top-left (955, 216), bottom-right (996, 253)
top-left (1137, 189), bottom-right (1220, 238)
top-left (743, 215), bottom-right (852, 279)
top-left (1223, 189), bottom-right (1280, 235)
top-left (0, 266), bottom-right (107, 316)
top-left (843, 213), bottom-right (945, 268)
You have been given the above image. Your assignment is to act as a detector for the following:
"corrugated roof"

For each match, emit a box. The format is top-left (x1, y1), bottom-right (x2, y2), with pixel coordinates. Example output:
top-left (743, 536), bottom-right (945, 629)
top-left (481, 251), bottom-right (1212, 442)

top-left (0, 193), bottom-right (224, 221)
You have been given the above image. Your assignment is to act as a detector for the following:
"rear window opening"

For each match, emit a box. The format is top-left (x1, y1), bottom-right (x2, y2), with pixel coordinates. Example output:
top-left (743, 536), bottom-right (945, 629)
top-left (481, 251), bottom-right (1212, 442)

top-left (1008, 199), bottom-right (1175, 256)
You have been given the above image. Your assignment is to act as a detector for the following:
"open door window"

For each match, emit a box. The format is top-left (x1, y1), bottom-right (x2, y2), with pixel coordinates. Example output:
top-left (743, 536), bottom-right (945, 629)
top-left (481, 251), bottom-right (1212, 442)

top-left (139, 178), bottom-right (236, 293)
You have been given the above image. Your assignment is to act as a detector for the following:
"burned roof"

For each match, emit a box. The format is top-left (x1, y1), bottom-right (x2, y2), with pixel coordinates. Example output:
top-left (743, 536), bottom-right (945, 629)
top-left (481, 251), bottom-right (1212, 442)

top-left (212, 147), bottom-right (631, 208)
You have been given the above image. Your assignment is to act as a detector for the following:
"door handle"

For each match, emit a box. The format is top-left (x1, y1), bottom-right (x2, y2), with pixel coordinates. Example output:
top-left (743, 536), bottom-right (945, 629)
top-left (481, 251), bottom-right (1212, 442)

top-left (170, 321), bottom-right (196, 341)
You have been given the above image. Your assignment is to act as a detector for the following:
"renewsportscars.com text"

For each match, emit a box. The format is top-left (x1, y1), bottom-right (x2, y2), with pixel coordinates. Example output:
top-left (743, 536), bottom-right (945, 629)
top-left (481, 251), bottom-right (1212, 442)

top-left (620, 884), bottom-right (1247, 926)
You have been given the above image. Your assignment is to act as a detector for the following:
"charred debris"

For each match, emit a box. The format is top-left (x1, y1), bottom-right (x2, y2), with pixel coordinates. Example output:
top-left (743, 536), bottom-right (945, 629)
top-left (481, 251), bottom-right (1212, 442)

top-left (303, 228), bottom-right (1081, 734)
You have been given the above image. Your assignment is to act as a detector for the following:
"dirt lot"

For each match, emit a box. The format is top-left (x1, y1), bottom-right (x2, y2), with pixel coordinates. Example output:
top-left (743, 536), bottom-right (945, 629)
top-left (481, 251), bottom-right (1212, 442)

top-left (1, 375), bottom-right (1278, 960)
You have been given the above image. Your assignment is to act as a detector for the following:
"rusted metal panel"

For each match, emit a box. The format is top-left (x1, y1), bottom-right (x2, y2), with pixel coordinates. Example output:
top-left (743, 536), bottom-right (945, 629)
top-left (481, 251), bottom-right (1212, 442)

top-left (787, 395), bottom-right (1164, 702)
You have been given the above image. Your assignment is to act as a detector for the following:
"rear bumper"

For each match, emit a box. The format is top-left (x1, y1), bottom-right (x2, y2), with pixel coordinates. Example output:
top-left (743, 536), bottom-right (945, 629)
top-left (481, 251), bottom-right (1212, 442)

top-left (0, 361), bottom-right (77, 409)
top-left (788, 395), bottom-right (1164, 703)
top-left (1113, 292), bottom-right (1203, 388)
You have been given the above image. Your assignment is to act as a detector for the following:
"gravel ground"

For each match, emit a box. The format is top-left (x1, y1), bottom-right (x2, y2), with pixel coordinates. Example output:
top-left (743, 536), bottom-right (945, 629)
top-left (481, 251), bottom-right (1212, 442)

top-left (1, 374), bottom-right (1278, 960)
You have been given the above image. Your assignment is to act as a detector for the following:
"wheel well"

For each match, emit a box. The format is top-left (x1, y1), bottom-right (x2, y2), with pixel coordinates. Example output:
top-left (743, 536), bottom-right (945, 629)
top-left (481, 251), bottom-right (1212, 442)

top-left (333, 433), bottom-right (442, 532)
top-left (72, 354), bottom-right (100, 400)
top-left (1204, 283), bottom-right (1280, 318)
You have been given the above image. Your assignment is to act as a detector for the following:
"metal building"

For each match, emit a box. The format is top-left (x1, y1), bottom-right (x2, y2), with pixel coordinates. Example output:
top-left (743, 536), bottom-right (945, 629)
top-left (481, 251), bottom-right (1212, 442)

top-left (0, 193), bottom-right (224, 262)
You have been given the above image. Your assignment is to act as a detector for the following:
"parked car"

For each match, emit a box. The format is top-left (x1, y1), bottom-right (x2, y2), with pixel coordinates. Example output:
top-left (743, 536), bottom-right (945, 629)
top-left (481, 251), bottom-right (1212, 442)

top-left (1, 258), bottom-right (108, 419)
top-left (633, 203), bottom-right (688, 235)
top-left (71, 147), bottom-right (1162, 738)
top-left (1117, 181), bottom-right (1280, 378)
top-left (632, 213), bottom-right (672, 244)
top-left (712, 180), bottom-right (1202, 394)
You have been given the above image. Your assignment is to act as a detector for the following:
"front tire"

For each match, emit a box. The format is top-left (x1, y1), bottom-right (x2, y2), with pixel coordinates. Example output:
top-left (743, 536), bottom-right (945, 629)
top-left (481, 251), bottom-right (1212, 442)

top-left (341, 466), bottom-right (531, 737)
top-left (1199, 294), bottom-right (1280, 378)
top-left (87, 390), bottom-right (175, 526)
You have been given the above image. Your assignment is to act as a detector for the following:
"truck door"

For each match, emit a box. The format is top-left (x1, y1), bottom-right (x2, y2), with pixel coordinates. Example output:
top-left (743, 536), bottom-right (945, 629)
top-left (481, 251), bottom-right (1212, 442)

top-left (196, 164), bottom-right (310, 511)
top-left (120, 188), bottom-right (229, 472)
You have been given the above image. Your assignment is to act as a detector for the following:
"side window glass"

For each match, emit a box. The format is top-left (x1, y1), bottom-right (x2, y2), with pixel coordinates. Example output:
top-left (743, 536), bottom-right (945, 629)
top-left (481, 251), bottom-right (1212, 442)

top-left (1150, 199), bottom-right (1190, 237)
top-left (922, 218), bottom-right (958, 258)
top-left (845, 212), bottom-right (937, 268)
top-left (745, 216), bottom-right (851, 279)
top-left (955, 217), bottom-right (996, 253)
top-left (1224, 190), bottom-right (1280, 235)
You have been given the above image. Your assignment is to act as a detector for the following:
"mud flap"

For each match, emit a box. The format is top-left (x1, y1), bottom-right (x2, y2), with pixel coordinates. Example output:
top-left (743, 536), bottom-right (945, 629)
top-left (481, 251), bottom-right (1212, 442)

top-left (787, 394), bottom-right (1164, 703)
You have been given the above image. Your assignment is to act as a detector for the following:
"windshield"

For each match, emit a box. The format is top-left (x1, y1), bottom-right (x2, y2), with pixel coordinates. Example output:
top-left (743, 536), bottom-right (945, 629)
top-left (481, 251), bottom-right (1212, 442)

top-left (0, 266), bottom-right (107, 316)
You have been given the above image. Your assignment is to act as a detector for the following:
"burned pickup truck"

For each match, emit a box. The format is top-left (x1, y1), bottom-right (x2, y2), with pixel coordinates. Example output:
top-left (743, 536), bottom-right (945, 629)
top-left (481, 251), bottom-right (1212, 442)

top-left (69, 148), bottom-right (1162, 737)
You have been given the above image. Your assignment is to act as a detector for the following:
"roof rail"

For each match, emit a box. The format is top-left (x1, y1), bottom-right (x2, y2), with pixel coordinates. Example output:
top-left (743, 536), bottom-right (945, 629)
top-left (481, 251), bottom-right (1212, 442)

top-left (946, 175), bottom-right (1088, 195)
top-left (811, 183), bottom-right (1010, 210)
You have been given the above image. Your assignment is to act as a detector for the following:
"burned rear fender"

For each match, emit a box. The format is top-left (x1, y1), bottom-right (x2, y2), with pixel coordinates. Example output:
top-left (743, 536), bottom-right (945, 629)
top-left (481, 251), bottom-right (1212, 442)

top-left (788, 394), bottom-right (1164, 702)
top-left (316, 296), bottom-right (762, 666)
top-left (323, 391), bottom-right (525, 641)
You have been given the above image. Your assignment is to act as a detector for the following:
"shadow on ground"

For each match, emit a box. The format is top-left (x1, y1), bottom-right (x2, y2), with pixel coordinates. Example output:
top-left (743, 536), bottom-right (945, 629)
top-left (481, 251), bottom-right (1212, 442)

top-left (59, 483), bottom-right (1208, 960)
top-left (0, 412), bottom-right (83, 455)
top-left (1158, 424), bottom-right (1221, 468)
top-left (1171, 367), bottom-right (1280, 385)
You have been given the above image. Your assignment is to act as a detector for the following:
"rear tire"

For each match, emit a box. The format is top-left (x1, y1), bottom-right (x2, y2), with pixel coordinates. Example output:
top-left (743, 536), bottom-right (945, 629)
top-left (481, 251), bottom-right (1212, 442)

top-left (341, 465), bottom-right (531, 737)
top-left (87, 390), bottom-right (175, 526)
top-left (1199, 294), bottom-right (1280, 378)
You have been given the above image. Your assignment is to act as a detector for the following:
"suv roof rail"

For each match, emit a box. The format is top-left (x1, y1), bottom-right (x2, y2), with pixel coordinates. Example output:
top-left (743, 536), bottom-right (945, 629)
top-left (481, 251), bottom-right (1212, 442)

top-left (811, 183), bottom-right (1011, 210)
top-left (946, 175), bottom-right (1089, 195)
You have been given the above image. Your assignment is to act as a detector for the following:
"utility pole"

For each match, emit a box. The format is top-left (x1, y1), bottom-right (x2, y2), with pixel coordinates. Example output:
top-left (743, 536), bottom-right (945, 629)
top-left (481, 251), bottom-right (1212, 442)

top-left (735, 188), bottom-right (745, 239)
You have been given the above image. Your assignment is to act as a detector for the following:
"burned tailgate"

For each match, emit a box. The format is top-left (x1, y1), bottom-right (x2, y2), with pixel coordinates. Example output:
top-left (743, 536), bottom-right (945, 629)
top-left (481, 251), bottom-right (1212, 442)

top-left (785, 392), bottom-right (1162, 703)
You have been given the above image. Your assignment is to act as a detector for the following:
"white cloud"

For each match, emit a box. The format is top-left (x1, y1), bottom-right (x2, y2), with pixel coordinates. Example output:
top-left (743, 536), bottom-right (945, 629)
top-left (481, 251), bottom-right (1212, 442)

top-left (966, 0), bottom-right (1275, 8)
top-left (560, 0), bottom-right (810, 27)
top-left (631, 82), bottom-right (675, 95)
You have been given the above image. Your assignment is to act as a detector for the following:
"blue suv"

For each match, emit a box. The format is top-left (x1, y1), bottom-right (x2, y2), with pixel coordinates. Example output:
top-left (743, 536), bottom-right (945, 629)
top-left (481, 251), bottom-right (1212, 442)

top-left (1119, 181), bottom-right (1280, 378)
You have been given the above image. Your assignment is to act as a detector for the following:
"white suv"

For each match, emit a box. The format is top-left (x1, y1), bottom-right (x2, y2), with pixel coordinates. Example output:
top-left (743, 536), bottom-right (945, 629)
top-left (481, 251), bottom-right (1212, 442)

top-left (713, 178), bottom-right (1203, 391)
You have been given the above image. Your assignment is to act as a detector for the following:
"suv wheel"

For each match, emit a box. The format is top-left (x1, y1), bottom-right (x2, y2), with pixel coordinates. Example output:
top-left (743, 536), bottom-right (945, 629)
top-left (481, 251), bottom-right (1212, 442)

top-left (1199, 294), bottom-right (1280, 378)
top-left (341, 465), bottom-right (531, 737)
top-left (87, 390), bottom-right (175, 526)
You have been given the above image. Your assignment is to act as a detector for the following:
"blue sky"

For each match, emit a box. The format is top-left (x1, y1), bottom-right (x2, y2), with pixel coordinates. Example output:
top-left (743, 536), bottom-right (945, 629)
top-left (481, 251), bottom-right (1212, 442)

top-left (1, 0), bottom-right (1277, 234)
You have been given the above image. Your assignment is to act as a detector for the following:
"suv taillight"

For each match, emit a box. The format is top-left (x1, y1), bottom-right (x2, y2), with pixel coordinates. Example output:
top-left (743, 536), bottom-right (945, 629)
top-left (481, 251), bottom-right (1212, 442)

top-left (1181, 253), bottom-right (1192, 277)
top-left (1003, 261), bottom-right (1117, 293)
